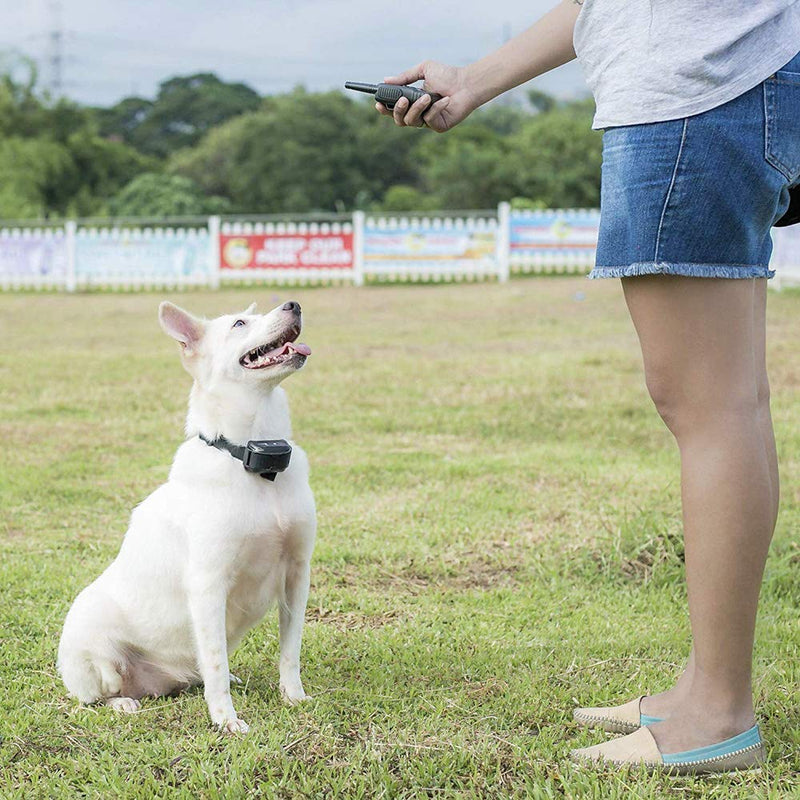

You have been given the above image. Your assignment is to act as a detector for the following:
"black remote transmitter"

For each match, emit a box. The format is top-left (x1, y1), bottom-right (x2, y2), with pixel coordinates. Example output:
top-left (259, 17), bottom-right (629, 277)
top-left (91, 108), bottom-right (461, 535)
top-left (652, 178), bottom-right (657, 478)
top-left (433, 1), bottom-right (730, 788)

top-left (345, 81), bottom-right (443, 110)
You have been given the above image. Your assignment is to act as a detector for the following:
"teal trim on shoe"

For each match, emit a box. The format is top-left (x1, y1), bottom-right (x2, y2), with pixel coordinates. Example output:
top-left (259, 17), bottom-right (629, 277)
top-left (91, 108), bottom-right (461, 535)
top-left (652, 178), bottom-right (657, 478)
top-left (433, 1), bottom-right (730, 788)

top-left (662, 725), bottom-right (762, 765)
top-left (640, 713), bottom-right (664, 726)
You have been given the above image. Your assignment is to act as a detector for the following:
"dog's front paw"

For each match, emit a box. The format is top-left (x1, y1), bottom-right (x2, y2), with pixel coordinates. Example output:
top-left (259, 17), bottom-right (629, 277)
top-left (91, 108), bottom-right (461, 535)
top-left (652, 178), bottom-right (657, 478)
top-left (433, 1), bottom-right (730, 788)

top-left (221, 718), bottom-right (250, 735)
top-left (280, 683), bottom-right (310, 705)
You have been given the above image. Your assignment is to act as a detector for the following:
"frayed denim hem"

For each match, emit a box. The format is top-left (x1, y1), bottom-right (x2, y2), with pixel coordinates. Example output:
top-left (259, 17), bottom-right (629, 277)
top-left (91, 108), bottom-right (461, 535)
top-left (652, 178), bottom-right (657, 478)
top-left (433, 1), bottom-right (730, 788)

top-left (588, 262), bottom-right (776, 280)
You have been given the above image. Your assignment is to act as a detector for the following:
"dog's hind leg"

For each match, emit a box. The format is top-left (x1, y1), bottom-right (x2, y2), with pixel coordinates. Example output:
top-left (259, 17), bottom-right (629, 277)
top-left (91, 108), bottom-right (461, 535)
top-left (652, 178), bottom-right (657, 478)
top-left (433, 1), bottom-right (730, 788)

top-left (58, 650), bottom-right (106, 704)
top-left (58, 587), bottom-right (132, 705)
top-left (278, 560), bottom-right (311, 704)
top-left (106, 696), bottom-right (141, 713)
top-left (96, 659), bottom-right (142, 712)
top-left (58, 649), bottom-right (135, 709)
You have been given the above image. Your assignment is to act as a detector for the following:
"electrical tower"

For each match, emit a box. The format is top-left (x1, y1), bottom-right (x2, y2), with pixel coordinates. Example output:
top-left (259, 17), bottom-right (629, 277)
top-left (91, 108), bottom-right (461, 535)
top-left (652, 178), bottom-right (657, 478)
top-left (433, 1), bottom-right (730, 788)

top-left (46, 0), bottom-right (64, 97)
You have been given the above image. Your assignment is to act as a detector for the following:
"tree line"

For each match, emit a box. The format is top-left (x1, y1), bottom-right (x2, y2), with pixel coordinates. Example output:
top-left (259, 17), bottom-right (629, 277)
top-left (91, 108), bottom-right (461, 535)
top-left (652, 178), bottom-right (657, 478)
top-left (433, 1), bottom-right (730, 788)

top-left (0, 63), bottom-right (602, 220)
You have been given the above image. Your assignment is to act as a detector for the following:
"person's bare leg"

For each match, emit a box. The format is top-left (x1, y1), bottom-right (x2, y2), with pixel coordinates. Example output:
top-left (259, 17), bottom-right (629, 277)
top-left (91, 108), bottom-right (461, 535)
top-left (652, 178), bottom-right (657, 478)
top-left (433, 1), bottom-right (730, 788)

top-left (622, 276), bottom-right (775, 752)
top-left (640, 280), bottom-right (778, 722)
top-left (753, 278), bottom-right (780, 527)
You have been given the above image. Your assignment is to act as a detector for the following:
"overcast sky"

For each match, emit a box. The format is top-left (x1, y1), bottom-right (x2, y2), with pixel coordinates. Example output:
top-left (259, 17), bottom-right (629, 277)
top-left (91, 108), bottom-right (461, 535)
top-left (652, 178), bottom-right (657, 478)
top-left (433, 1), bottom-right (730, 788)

top-left (0, 0), bottom-right (589, 106)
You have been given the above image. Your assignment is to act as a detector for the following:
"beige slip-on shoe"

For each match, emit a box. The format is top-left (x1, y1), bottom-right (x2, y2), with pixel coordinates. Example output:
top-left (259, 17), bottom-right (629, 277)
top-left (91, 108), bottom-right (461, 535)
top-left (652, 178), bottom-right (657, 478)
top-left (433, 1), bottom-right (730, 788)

top-left (573, 696), bottom-right (663, 734)
top-left (570, 724), bottom-right (766, 775)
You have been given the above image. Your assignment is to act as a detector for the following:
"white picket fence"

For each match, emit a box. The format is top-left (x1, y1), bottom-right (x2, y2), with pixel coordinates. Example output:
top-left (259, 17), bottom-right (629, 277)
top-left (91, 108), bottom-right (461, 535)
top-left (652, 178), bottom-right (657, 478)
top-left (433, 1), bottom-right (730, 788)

top-left (1, 204), bottom-right (799, 290)
top-left (771, 223), bottom-right (800, 290)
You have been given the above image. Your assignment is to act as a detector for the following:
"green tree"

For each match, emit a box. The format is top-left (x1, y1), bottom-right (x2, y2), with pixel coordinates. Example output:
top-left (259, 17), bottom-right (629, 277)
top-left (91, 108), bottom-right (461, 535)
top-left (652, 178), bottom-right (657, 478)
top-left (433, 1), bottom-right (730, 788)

top-left (505, 100), bottom-right (601, 208)
top-left (108, 173), bottom-right (230, 217)
top-left (412, 98), bottom-right (599, 211)
top-left (416, 119), bottom-right (512, 209)
top-left (0, 138), bottom-right (75, 218)
top-left (0, 60), bottom-right (157, 218)
top-left (473, 103), bottom-right (529, 135)
top-left (527, 88), bottom-right (558, 114)
top-left (65, 134), bottom-right (156, 216)
top-left (94, 96), bottom-right (152, 141)
top-left (0, 54), bottom-right (44, 139)
top-left (170, 90), bottom-right (390, 212)
top-left (351, 104), bottom-right (428, 208)
top-left (0, 132), bottom-right (152, 219)
top-left (0, 57), bottom-right (93, 146)
top-left (0, 58), bottom-right (602, 220)
top-left (379, 185), bottom-right (440, 212)
top-left (96, 73), bottom-right (261, 158)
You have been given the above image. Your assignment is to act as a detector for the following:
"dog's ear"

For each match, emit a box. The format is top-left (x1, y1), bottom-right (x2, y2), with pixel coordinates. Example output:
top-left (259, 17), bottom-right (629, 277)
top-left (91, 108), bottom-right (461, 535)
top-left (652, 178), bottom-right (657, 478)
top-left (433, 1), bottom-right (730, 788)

top-left (244, 302), bottom-right (257, 315)
top-left (158, 302), bottom-right (205, 355)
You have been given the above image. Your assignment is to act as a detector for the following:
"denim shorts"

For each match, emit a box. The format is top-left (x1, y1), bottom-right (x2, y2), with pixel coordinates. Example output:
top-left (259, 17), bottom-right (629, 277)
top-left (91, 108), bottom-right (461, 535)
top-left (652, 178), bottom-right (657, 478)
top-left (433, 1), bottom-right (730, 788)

top-left (590, 50), bottom-right (800, 280)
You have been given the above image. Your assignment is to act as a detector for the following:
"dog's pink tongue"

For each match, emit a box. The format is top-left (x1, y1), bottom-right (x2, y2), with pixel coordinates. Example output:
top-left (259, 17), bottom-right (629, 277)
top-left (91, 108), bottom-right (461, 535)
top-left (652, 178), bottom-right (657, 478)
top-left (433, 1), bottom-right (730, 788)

top-left (286, 342), bottom-right (311, 356)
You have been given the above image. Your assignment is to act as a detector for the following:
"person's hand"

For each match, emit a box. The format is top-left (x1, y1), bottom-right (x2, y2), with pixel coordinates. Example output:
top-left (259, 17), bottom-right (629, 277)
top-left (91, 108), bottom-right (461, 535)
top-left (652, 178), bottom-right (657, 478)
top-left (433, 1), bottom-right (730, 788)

top-left (376, 61), bottom-right (480, 133)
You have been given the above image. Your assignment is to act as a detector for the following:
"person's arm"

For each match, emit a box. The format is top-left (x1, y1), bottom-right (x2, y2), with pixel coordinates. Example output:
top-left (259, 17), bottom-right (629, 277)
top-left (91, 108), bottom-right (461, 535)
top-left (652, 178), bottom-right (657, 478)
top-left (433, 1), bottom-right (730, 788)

top-left (377, 0), bottom-right (581, 132)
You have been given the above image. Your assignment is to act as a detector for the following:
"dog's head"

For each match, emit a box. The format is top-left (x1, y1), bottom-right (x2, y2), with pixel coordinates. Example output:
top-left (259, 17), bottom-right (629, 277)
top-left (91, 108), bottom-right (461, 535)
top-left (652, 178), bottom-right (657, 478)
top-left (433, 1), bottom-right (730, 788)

top-left (158, 300), bottom-right (310, 390)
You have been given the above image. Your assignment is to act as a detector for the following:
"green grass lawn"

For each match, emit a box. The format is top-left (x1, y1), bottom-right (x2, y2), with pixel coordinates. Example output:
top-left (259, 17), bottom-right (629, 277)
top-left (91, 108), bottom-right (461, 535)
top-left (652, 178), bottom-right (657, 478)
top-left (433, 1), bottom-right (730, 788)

top-left (1, 279), bottom-right (798, 799)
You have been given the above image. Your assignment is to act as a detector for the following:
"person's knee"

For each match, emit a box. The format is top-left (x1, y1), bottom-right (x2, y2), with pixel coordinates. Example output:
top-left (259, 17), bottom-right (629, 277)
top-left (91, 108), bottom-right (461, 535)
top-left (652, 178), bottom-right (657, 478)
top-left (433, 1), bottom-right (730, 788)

top-left (643, 368), bottom-right (683, 433)
top-left (644, 367), bottom-right (760, 437)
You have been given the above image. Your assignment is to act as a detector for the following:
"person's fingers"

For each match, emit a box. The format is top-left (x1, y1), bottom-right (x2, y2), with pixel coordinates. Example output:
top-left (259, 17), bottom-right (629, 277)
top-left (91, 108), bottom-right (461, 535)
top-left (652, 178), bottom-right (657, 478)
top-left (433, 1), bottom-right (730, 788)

top-left (375, 102), bottom-right (392, 117)
top-left (392, 96), bottom-right (410, 126)
top-left (383, 63), bottom-right (425, 85)
top-left (403, 94), bottom-right (433, 127)
top-left (422, 96), bottom-right (451, 131)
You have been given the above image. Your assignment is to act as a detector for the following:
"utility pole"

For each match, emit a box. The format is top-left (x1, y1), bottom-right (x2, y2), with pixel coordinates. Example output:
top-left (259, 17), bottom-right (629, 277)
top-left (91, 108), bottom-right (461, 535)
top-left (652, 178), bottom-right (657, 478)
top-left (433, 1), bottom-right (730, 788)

top-left (46, 0), bottom-right (64, 98)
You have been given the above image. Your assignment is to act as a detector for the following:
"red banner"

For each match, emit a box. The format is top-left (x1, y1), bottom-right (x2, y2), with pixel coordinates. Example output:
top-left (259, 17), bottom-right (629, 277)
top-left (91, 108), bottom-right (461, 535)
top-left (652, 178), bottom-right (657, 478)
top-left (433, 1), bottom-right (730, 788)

top-left (220, 232), bottom-right (353, 270)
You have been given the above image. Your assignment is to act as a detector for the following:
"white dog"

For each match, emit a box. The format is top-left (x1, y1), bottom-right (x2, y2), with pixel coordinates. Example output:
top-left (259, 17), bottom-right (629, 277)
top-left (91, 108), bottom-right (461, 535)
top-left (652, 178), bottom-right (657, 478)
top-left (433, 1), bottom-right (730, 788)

top-left (57, 300), bottom-right (316, 734)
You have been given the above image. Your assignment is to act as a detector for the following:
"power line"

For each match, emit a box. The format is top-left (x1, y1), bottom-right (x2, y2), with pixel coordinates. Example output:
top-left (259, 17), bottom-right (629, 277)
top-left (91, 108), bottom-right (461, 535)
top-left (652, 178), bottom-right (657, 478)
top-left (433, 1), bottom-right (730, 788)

top-left (64, 31), bottom-right (397, 67)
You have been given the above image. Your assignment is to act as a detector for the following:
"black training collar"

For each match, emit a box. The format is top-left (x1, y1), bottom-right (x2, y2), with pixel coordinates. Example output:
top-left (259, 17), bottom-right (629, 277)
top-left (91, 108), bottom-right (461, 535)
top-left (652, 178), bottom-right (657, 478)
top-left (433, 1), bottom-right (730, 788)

top-left (199, 433), bottom-right (292, 481)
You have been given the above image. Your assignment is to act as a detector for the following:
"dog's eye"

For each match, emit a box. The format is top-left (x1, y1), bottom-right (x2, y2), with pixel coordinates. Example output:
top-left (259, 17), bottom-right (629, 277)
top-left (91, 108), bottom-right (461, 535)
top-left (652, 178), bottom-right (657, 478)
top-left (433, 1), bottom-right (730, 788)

top-left (232, 319), bottom-right (246, 329)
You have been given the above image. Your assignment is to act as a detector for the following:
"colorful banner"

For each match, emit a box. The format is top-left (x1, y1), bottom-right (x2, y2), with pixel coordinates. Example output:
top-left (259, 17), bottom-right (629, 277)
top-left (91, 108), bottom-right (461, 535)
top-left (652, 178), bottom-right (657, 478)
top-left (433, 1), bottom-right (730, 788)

top-left (0, 234), bottom-right (68, 279)
top-left (364, 226), bottom-right (496, 266)
top-left (220, 232), bottom-right (354, 270)
top-left (75, 234), bottom-right (209, 279)
top-left (509, 210), bottom-right (600, 256)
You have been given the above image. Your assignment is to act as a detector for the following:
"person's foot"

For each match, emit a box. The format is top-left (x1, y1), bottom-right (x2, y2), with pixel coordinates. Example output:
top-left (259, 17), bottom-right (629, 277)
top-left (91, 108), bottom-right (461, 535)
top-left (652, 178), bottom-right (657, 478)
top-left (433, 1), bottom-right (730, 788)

top-left (639, 682), bottom-right (691, 720)
top-left (575, 661), bottom-right (694, 731)
top-left (639, 656), bottom-right (695, 719)
top-left (648, 707), bottom-right (756, 754)
top-left (573, 695), bottom-right (649, 733)
top-left (570, 720), bottom-right (765, 774)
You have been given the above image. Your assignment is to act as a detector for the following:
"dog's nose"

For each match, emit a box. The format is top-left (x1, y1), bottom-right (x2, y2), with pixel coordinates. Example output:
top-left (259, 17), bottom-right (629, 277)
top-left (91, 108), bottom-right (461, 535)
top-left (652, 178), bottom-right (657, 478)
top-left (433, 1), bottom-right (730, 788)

top-left (282, 301), bottom-right (301, 314)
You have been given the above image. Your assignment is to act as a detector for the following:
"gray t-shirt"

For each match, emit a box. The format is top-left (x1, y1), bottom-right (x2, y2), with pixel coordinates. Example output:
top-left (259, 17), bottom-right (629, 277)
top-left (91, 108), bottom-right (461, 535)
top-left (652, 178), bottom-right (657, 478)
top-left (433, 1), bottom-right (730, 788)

top-left (573, 0), bottom-right (800, 129)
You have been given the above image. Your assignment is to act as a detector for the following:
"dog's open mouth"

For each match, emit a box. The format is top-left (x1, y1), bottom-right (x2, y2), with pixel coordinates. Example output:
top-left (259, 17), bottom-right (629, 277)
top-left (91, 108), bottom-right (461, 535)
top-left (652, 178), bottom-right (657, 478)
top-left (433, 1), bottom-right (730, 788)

top-left (239, 325), bottom-right (312, 370)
